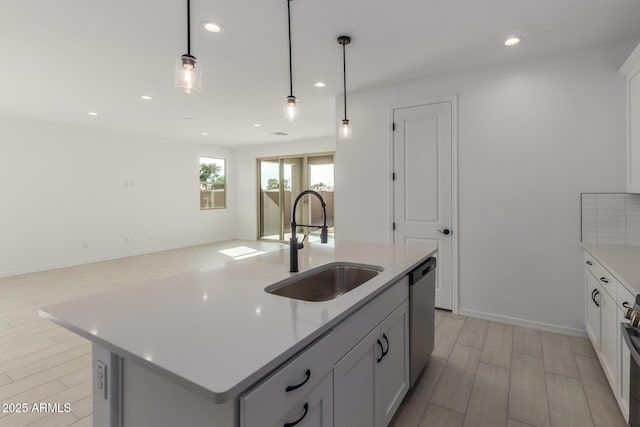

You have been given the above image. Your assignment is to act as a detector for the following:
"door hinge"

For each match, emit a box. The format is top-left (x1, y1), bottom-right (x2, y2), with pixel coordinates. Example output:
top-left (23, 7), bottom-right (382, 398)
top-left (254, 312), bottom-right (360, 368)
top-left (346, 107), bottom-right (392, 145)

top-left (392, 172), bottom-right (396, 181)
top-left (392, 222), bottom-right (396, 230)
top-left (392, 122), bottom-right (396, 131)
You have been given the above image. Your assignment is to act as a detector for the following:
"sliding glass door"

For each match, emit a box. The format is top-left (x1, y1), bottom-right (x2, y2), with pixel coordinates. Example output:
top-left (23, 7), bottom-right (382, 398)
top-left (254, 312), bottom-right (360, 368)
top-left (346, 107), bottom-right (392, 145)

top-left (258, 153), bottom-right (334, 242)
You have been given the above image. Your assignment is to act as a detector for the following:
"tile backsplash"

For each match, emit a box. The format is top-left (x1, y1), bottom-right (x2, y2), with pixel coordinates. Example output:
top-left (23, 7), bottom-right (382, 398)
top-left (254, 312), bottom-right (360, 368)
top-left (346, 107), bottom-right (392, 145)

top-left (582, 193), bottom-right (640, 246)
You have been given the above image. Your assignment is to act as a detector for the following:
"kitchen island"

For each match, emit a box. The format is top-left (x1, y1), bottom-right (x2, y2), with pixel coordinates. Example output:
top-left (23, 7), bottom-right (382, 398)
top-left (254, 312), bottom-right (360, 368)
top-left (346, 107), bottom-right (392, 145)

top-left (40, 240), bottom-right (437, 427)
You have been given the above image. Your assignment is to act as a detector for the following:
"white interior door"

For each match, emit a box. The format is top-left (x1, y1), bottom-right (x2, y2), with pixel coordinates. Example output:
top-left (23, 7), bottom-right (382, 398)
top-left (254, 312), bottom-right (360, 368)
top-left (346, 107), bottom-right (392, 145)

top-left (393, 101), bottom-right (455, 309)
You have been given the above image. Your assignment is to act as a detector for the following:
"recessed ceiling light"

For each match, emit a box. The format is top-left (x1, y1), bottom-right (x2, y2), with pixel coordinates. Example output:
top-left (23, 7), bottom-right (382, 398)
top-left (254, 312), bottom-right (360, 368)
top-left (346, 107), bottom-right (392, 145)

top-left (88, 112), bottom-right (98, 116)
top-left (504, 37), bottom-right (522, 47)
top-left (203, 21), bottom-right (224, 33)
top-left (201, 132), bottom-right (208, 136)
top-left (253, 123), bottom-right (262, 127)
top-left (140, 95), bottom-right (152, 100)
top-left (314, 82), bottom-right (326, 88)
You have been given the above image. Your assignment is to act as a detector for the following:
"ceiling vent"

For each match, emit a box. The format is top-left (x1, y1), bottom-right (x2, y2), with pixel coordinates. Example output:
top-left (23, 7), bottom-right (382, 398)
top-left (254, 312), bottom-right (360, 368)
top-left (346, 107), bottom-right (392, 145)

top-left (272, 132), bottom-right (289, 136)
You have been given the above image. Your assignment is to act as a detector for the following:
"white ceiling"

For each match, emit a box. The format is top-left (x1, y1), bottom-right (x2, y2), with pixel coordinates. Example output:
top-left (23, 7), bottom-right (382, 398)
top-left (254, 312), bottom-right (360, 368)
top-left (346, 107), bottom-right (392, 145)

top-left (1, 0), bottom-right (640, 146)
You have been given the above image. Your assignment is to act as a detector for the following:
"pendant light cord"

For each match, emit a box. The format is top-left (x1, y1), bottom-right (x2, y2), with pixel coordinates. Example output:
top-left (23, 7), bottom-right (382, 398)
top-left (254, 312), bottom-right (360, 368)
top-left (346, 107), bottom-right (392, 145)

top-left (187, 0), bottom-right (191, 55)
top-left (287, 0), bottom-right (293, 97)
top-left (343, 43), bottom-right (347, 121)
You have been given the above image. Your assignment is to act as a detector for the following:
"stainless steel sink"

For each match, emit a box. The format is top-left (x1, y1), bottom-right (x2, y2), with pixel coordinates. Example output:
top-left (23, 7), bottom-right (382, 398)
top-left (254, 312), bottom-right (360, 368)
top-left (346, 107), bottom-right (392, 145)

top-left (265, 262), bottom-right (384, 302)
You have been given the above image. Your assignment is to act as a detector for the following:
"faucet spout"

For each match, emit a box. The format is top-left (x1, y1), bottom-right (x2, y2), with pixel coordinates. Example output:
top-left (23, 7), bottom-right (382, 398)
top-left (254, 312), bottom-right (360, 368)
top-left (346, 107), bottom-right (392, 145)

top-left (290, 190), bottom-right (329, 273)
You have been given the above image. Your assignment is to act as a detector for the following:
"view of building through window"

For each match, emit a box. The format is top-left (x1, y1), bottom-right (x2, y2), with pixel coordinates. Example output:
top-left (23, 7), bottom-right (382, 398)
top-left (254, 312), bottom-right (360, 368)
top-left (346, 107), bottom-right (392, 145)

top-left (199, 156), bottom-right (226, 209)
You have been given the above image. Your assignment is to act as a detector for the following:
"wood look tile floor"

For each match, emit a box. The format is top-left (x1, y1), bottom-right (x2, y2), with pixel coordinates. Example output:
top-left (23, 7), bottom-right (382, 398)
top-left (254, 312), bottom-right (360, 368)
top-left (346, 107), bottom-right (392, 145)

top-left (0, 241), bottom-right (628, 427)
top-left (391, 310), bottom-right (627, 427)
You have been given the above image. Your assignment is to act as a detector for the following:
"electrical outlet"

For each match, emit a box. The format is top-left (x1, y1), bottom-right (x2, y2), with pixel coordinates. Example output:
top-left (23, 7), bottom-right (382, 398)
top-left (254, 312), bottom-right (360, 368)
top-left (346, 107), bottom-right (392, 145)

top-left (97, 361), bottom-right (107, 399)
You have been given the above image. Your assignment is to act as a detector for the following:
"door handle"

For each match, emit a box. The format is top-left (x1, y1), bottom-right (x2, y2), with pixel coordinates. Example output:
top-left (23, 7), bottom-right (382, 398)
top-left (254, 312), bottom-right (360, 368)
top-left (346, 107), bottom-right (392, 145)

top-left (586, 261), bottom-right (593, 266)
top-left (592, 290), bottom-right (600, 307)
top-left (438, 228), bottom-right (451, 235)
top-left (376, 339), bottom-right (385, 363)
top-left (600, 277), bottom-right (609, 284)
top-left (283, 403), bottom-right (309, 427)
top-left (381, 333), bottom-right (390, 358)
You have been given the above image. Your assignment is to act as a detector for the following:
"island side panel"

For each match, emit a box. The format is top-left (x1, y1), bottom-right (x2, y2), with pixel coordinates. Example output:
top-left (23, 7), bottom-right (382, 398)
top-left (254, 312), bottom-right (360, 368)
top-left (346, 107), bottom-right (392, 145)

top-left (122, 358), bottom-right (236, 427)
top-left (92, 343), bottom-right (236, 427)
top-left (93, 344), bottom-right (122, 427)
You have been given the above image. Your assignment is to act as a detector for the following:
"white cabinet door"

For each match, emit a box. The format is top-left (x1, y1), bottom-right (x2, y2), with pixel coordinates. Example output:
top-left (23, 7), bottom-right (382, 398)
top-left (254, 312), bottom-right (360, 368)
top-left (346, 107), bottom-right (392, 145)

top-left (600, 289), bottom-right (618, 390)
top-left (586, 272), bottom-right (601, 351)
top-left (375, 301), bottom-right (410, 427)
top-left (334, 328), bottom-right (379, 427)
top-left (618, 308), bottom-right (631, 421)
top-left (270, 373), bottom-right (333, 427)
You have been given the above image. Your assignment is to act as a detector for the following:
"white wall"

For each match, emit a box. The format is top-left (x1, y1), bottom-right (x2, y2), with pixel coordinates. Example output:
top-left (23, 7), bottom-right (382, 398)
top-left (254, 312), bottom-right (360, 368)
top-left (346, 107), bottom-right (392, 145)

top-left (234, 137), bottom-right (335, 240)
top-left (336, 41), bottom-right (634, 333)
top-left (0, 115), bottom-right (236, 277)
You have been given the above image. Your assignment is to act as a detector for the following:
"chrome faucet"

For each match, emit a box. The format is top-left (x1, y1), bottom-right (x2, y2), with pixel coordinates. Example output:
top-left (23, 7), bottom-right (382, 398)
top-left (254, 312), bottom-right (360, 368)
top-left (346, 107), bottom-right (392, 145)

top-left (290, 190), bottom-right (328, 273)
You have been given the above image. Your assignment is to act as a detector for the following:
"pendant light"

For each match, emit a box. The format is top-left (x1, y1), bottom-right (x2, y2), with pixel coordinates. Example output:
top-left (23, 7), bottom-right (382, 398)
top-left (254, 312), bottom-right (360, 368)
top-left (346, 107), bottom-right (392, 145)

top-left (284, 0), bottom-right (299, 121)
top-left (338, 35), bottom-right (352, 139)
top-left (175, 0), bottom-right (201, 94)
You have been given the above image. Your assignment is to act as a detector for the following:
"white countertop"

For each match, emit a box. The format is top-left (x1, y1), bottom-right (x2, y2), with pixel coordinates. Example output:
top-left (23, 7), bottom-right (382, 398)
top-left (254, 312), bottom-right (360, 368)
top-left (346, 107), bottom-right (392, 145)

top-left (40, 240), bottom-right (436, 403)
top-left (582, 243), bottom-right (640, 295)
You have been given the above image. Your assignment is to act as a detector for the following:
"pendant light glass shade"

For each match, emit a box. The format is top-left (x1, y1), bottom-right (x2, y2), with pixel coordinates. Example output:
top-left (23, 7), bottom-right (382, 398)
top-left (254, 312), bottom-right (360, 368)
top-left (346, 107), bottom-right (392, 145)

top-left (340, 119), bottom-right (352, 139)
top-left (283, 96), bottom-right (300, 122)
top-left (175, 54), bottom-right (202, 94)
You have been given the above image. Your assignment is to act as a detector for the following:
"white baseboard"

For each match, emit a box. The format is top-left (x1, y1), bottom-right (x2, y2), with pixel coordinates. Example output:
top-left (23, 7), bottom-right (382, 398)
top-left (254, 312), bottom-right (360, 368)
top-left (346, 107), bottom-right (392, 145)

top-left (458, 308), bottom-right (587, 337)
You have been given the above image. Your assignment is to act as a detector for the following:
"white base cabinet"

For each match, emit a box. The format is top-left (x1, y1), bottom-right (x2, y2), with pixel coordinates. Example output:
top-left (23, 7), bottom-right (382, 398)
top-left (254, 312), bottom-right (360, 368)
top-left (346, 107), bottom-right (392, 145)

top-left (242, 277), bottom-right (412, 427)
top-left (600, 288), bottom-right (618, 389)
top-left (618, 308), bottom-right (632, 417)
top-left (583, 250), bottom-right (635, 422)
top-left (334, 326), bottom-right (377, 427)
top-left (334, 301), bottom-right (409, 427)
top-left (374, 301), bottom-right (410, 427)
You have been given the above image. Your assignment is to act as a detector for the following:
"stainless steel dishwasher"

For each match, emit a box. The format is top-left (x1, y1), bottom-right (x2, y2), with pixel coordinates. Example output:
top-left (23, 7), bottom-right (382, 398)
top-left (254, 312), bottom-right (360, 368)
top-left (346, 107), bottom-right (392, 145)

top-left (409, 257), bottom-right (436, 388)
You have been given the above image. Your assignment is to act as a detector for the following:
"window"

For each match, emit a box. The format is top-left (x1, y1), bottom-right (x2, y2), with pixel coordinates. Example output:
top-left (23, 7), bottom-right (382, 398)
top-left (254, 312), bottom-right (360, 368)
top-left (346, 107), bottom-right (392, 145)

top-left (257, 153), bottom-right (334, 241)
top-left (199, 157), bottom-right (226, 209)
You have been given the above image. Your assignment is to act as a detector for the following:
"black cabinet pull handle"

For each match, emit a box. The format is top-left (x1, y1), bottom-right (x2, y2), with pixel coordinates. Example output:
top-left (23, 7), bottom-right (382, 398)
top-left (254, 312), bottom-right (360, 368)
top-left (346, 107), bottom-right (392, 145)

top-left (283, 403), bottom-right (308, 427)
top-left (382, 333), bottom-right (390, 358)
top-left (592, 290), bottom-right (600, 307)
top-left (285, 369), bottom-right (311, 392)
top-left (600, 277), bottom-right (609, 284)
top-left (586, 261), bottom-right (593, 266)
top-left (438, 228), bottom-right (451, 235)
top-left (624, 301), bottom-right (631, 309)
top-left (376, 339), bottom-right (384, 363)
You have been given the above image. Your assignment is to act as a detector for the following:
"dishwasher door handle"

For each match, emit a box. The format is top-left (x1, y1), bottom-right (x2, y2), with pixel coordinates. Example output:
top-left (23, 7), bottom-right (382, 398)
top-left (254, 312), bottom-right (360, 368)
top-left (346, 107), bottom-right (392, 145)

top-left (409, 257), bottom-right (436, 285)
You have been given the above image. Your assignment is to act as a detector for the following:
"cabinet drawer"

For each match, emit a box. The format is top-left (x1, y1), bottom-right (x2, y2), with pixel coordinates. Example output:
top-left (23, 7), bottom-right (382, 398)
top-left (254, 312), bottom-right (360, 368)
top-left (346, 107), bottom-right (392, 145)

top-left (584, 254), bottom-right (616, 297)
top-left (617, 281), bottom-right (635, 312)
top-left (240, 331), bottom-right (335, 427)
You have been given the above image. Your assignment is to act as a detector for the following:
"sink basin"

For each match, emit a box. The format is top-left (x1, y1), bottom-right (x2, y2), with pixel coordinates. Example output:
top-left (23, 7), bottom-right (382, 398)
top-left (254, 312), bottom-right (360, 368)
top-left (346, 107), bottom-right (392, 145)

top-left (265, 262), bottom-right (383, 302)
